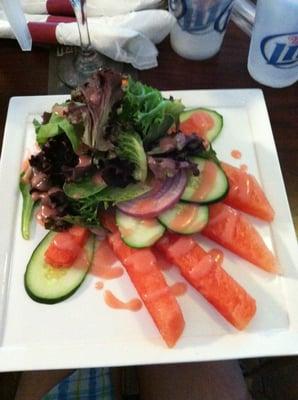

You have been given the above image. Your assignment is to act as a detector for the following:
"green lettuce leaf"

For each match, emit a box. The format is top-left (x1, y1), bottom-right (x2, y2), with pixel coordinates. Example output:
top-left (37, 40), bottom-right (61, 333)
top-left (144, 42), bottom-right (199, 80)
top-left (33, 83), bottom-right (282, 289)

top-left (62, 215), bottom-right (101, 228)
top-left (119, 78), bottom-right (185, 146)
top-left (63, 176), bottom-right (107, 200)
top-left (19, 173), bottom-right (37, 240)
top-left (95, 183), bottom-right (151, 205)
top-left (116, 131), bottom-right (147, 182)
top-left (70, 70), bottom-right (123, 151)
top-left (66, 183), bottom-right (150, 227)
top-left (35, 113), bottom-right (82, 151)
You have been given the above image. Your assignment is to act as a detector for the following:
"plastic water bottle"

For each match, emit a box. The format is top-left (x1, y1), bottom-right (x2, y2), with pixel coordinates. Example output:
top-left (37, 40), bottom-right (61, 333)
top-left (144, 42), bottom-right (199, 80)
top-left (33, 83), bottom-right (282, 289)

top-left (247, 0), bottom-right (298, 88)
top-left (169, 0), bottom-right (235, 60)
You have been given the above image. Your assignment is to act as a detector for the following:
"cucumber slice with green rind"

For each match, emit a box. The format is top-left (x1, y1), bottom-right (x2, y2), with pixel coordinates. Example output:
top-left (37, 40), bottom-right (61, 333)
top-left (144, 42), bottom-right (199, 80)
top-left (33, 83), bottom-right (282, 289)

top-left (116, 210), bottom-right (165, 248)
top-left (181, 157), bottom-right (229, 204)
top-left (25, 232), bottom-right (95, 304)
top-left (159, 202), bottom-right (209, 235)
top-left (180, 108), bottom-right (223, 142)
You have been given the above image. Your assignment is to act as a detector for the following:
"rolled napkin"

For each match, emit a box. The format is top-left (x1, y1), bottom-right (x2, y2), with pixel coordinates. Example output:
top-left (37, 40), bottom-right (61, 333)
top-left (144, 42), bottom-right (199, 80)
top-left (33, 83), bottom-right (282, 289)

top-left (57, 23), bottom-right (159, 69)
top-left (0, 10), bottom-right (174, 69)
top-left (21, 0), bottom-right (165, 17)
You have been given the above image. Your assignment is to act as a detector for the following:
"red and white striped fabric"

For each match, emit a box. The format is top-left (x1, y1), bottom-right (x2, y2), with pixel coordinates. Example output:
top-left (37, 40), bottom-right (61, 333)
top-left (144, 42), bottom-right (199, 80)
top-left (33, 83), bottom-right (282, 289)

top-left (0, 10), bottom-right (174, 69)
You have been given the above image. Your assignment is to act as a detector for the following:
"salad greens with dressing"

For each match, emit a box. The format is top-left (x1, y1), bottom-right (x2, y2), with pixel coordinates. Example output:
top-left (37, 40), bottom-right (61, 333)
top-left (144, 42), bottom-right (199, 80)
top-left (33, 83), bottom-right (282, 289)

top-left (20, 69), bottom-right (222, 239)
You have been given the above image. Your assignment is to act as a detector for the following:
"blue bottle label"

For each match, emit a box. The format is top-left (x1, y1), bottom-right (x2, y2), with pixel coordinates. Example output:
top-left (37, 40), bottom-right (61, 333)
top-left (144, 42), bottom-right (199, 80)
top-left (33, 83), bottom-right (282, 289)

top-left (261, 32), bottom-right (298, 69)
top-left (169, 0), bottom-right (234, 34)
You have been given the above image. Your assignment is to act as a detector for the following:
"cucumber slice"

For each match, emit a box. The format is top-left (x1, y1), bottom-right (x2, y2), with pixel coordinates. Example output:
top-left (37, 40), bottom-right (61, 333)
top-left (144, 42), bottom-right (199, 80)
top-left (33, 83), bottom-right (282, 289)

top-left (116, 210), bottom-right (165, 248)
top-left (25, 232), bottom-right (95, 304)
top-left (159, 202), bottom-right (209, 235)
top-left (181, 157), bottom-right (229, 204)
top-left (180, 108), bottom-right (223, 142)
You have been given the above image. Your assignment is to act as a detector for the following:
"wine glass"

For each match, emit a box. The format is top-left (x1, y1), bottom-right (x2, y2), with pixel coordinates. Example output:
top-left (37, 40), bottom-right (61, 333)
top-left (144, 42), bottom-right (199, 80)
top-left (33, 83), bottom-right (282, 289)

top-left (57, 0), bottom-right (106, 88)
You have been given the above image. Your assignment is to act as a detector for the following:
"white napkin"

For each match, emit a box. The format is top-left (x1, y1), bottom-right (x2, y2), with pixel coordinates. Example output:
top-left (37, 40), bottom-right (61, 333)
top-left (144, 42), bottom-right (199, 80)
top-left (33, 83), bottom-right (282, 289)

top-left (57, 10), bottom-right (174, 69)
top-left (81, 0), bottom-right (165, 17)
top-left (0, 11), bottom-right (14, 38)
top-left (57, 24), bottom-right (159, 70)
top-left (88, 10), bottom-right (173, 44)
top-left (21, 0), bottom-right (165, 16)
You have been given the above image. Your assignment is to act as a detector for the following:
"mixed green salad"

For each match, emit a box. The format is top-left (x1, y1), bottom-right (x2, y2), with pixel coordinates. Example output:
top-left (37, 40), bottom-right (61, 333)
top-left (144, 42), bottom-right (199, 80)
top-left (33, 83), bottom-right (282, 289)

top-left (20, 69), bottom-right (225, 243)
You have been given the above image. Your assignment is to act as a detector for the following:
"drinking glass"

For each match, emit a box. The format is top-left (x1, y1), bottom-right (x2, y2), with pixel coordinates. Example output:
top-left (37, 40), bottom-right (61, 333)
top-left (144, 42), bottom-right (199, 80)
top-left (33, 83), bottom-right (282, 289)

top-left (169, 0), bottom-right (236, 60)
top-left (58, 0), bottom-right (105, 88)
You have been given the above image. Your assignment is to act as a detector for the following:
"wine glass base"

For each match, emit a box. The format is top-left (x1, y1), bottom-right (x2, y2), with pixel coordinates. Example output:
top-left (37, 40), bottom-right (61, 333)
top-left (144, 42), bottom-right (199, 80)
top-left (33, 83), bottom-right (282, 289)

top-left (57, 48), bottom-right (123, 88)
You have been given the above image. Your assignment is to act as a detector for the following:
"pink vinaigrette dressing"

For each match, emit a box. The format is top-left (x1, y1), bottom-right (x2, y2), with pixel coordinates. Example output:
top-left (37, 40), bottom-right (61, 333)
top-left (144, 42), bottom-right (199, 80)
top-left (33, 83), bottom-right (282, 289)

top-left (90, 239), bottom-right (124, 279)
top-left (171, 205), bottom-right (197, 231)
top-left (104, 290), bottom-right (142, 311)
top-left (36, 208), bottom-right (44, 225)
top-left (191, 161), bottom-right (218, 201)
top-left (91, 241), bottom-right (142, 311)
top-left (170, 282), bottom-right (188, 297)
top-left (231, 149), bottom-right (242, 159)
top-left (72, 250), bottom-right (90, 270)
top-left (53, 232), bottom-right (81, 252)
top-left (180, 111), bottom-right (214, 139)
top-left (92, 173), bottom-right (105, 186)
top-left (240, 164), bottom-right (248, 172)
top-left (208, 249), bottom-right (224, 266)
top-left (95, 281), bottom-right (104, 290)
top-left (21, 158), bottom-right (30, 174)
top-left (36, 205), bottom-right (57, 226)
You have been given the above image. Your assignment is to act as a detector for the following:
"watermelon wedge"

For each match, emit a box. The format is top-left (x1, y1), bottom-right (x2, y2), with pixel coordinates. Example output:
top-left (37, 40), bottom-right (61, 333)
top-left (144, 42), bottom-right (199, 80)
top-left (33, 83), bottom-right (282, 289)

top-left (108, 232), bottom-right (185, 347)
top-left (44, 227), bottom-right (89, 267)
top-left (67, 226), bottom-right (90, 246)
top-left (101, 209), bottom-right (118, 233)
top-left (202, 203), bottom-right (279, 273)
top-left (156, 234), bottom-right (256, 330)
top-left (44, 240), bottom-right (78, 267)
top-left (221, 162), bottom-right (274, 222)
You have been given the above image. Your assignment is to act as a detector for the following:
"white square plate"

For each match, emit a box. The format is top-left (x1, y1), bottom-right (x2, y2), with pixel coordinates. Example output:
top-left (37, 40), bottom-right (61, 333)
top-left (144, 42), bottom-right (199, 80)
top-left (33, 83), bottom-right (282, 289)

top-left (0, 90), bottom-right (297, 372)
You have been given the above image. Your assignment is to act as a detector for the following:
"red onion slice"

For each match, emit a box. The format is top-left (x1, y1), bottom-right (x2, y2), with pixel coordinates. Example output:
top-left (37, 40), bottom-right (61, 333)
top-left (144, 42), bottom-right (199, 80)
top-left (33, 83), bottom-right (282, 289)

top-left (117, 171), bottom-right (187, 218)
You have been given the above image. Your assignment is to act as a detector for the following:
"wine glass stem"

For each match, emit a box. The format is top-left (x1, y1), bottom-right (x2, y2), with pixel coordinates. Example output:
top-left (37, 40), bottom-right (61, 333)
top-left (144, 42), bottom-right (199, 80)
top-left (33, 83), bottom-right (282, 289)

top-left (58, 0), bottom-right (107, 88)
top-left (71, 0), bottom-right (92, 53)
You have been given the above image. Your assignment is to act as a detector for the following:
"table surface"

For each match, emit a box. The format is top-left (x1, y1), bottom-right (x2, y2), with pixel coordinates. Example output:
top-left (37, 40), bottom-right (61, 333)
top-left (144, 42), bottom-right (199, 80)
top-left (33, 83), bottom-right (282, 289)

top-left (0, 24), bottom-right (297, 233)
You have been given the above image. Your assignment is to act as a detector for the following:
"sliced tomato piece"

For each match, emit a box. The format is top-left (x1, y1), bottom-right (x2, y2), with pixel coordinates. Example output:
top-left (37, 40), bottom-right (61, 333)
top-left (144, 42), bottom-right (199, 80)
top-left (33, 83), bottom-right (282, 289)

top-left (108, 232), bottom-right (185, 347)
top-left (156, 234), bottom-right (257, 330)
top-left (221, 162), bottom-right (274, 222)
top-left (202, 203), bottom-right (279, 273)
